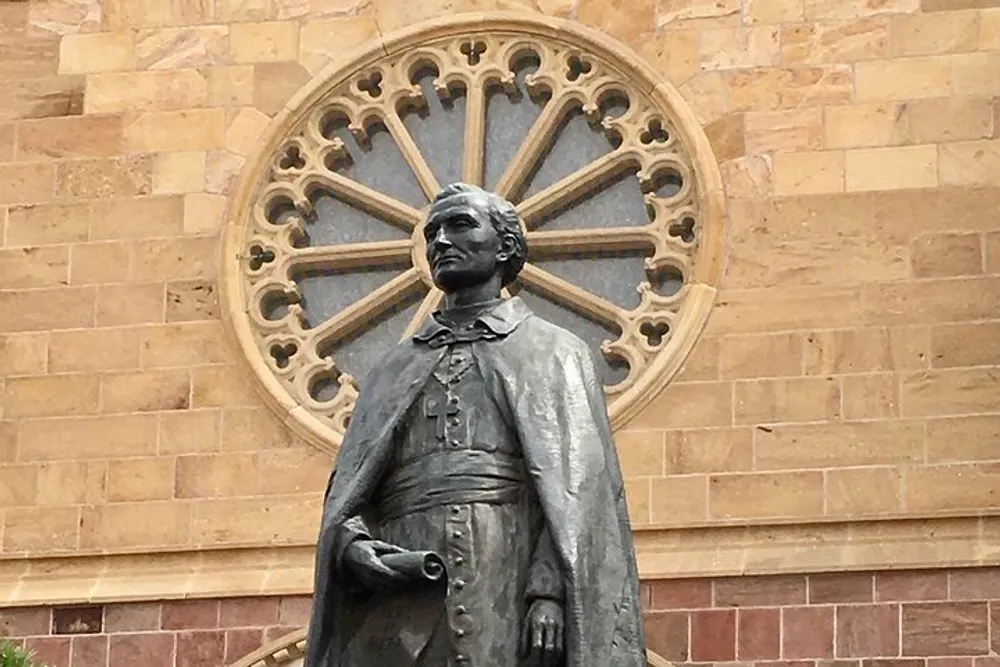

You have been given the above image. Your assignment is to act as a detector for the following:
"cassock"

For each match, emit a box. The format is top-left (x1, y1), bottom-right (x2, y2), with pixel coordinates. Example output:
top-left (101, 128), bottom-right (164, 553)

top-left (304, 297), bottom-right (646, 667)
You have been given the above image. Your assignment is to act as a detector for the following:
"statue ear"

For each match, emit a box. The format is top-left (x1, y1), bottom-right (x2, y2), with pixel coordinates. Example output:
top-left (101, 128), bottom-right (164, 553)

top-left (497, 233), bottom-right (518, 262)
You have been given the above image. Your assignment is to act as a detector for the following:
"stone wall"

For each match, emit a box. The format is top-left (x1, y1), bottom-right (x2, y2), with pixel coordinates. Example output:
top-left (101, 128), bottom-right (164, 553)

top-left (1, 0), bottom-right (999, 625)
top-left (4, 568), bottom-right (1000, 666)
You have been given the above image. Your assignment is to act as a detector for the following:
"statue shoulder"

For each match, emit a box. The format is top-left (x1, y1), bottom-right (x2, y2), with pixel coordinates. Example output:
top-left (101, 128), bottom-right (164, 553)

top-left (510, 312), bottom-right (596, 363)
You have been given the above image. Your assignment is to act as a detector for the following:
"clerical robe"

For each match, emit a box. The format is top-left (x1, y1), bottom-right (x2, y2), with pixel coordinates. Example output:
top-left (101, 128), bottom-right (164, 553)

top-left (305, 297), bottom-right (646, 667)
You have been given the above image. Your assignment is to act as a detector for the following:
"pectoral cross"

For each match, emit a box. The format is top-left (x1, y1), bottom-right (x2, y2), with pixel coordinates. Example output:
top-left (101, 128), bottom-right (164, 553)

top-left (424, 396), bottom-right (459, 440)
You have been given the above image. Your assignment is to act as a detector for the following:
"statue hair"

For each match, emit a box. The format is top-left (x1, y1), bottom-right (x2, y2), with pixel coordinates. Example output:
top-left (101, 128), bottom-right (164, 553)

top-left (431, 182), bottom-right (528, 286)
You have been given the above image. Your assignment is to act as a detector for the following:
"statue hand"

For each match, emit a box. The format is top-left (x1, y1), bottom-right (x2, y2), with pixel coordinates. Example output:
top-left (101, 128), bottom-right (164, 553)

top-left (342, 539), bottom-right (408, 592)
top-left (520, 598), bottom-right (564, 664)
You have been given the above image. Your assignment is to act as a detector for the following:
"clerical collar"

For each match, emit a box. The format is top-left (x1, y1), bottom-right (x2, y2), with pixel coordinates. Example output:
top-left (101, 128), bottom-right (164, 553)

top-left (413, 296), bottom-right (532, 347)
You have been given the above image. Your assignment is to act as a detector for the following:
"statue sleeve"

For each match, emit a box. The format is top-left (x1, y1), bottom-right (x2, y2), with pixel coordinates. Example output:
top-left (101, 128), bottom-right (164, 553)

top-left (526, 525), bottom-right (565, 601)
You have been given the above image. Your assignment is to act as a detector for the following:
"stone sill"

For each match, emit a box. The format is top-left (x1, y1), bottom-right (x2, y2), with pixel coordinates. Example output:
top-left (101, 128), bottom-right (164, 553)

top-left (2, 515), bottom-right (998, 608)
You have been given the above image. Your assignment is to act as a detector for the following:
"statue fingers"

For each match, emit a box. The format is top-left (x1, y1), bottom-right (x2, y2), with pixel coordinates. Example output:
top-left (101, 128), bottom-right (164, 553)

top-left (542, 617), bottom-right (557, 654)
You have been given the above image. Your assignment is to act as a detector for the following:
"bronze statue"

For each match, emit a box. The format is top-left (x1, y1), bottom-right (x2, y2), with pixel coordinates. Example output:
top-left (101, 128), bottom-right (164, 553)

top-left (304, 183), bottom-right (646, 667)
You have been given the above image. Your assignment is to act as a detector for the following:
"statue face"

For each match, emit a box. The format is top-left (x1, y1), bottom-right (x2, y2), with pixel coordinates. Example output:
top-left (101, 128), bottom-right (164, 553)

top-left (424, 195), bottom-right (503, 292)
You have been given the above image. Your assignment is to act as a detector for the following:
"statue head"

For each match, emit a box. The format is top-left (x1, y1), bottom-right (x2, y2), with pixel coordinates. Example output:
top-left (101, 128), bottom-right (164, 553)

top-left (424, 183), bottom-right (528, 292)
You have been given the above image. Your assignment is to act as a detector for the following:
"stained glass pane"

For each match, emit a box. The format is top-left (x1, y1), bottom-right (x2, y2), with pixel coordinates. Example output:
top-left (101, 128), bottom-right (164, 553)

top-left (483, 55), bottom-right (546, 191)
top-left (533, 170), bottom-right (650, 231)
top-left (519, 107), bottom-right (616, 201)
top-left (331, 295), bottom-right (423, 384)
top-left (401, 71), bottom-right (466, 188)
top-left (306, 193), bottom-right (410, 247)
top-left (531, 251), bottom-right (649, 311)
top-left (296, 266), bottom-right (409, 330)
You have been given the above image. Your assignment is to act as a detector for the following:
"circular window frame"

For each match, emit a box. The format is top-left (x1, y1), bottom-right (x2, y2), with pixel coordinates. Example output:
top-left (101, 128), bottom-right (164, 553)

top-left (220, 12), bottom-right (727, 455)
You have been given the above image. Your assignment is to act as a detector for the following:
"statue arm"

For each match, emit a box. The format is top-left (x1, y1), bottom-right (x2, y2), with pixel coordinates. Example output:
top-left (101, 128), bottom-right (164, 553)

top-left (526, 525), bottom-right (564, 601)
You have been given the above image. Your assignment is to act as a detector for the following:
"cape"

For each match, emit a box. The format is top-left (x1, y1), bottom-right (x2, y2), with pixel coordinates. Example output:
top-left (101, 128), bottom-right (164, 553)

top-left (304, 297), bottom-right (646, 667)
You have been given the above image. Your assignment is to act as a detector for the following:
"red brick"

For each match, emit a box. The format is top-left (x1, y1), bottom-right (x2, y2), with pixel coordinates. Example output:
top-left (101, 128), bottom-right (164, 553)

top-left (224, 629), bottom-right (264, 663)
top-left (161, 600), bottom-right (219, 630)
top-left (820, 661), bottom-right (861, 667)
top-left (950, 569), bottom-right (1000, 600)
top-left (716, 575), bottom-right (807, 607)
top-left (993, 603), bottom-right (1000, 654)
top-left (784, 606), bottom-right (835, 659)
top-left (103, 604), bottom-right (160, 632)
top-left (650, 579), bottom-right (713, 609)
top-left (928, 659), bottom-right (975, 667)
top-left (837, 605), bottom-right (900, 658)
top-left (176, 630), bottom-right (225, 667)
top-left (902, 602), bottom-right (988, 656)
top-left (71, 635), bottom-right (108, 667)
top-left (739, 608), bottom-right (780, 660)
top-left (0, 608), bottom-right (51, 637)
top-left (978, 658), bottom-right (1000, 667)
top-left (108, 633), bottom-right (174, 667)
top-left (219, 597), bottom-right (279, 627)
top-left (277, 597), bottom-right (312, 626)
top-left (691, 609), bottom-right (736, 661)
top-left (52, 607), bottom-right (103, 635)
top-left (864, 660), bottom-right (925, 667)
top-left (645, 611), bottom-right (689, 662)
top-left (811, 573), bottom-right (874, 604)
top-left (24, 637), bottom-right (70, 666)
top-left (876, 571), bottom-right (949, 602)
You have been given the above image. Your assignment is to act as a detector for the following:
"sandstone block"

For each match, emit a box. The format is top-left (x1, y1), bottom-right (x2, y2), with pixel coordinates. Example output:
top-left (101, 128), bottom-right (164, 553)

top-left (0, 162), bottom-right (55, 206)
top-left (657, 0), bottom-right (741, 28)
top-left (755, 420), bottom-right (921, 470)
top-left (140, 321), bottom-right (229, 368)
top-left (189, 494), bottom-right (321, 543)
top-left (299, 18), bottom-right (381, 75)
top-left (130, 236), bottom-right (219, 282)
top-left (773, 150), bottom-right (845, 195)
top-left (275, 0), bottom-right (372, 19)
top-left (153, 151), bottom-right (207, 194)
top-left (0, 30), bottom-right (60, 80)
top-left (719, 332), bottom-right (804, 378)
top-left (804, 328), bottom-right (893, 374)
top-left (56, 155), bottom-right (153, 201)
top-left (906, 97), bottom-right (993, 143)
top-left (175, 452), bottom-right (259, 498)
top-left (103, 0), bottom-right (213, 29)
top-left (28, 0), bottom-right (103, 35)
top-left (0, 286), bottom-right (95, 333)
top-left (166, 279), bottom-right (219, 322)
top-left (720, 155), bottom-right (772, 200)
top-left (650, 474), bottom-right (708, 524)
top-left (69, 242), bottom-right (129, 285)
top-left (906, 465), bottom-right (1000, 514)
top-left (675, 336), bottom-right (720, 382)
top-left (102, 369), bottom-right (192, 413)
top-left (49, 327), bottom-right (141, 373)
top-left (204, 65), bottom-right (255, 107)
top-left (987, 231), bottom-right (1000, 272)
top-left (35, 460), bottom-right (106, 506)
top-left (124, 108), bottom-right (225, 153)
top-left (704, 113), bottom-right (746, 163)
top-left (824, 102), bottom-right (908, 148)
top-left (926, 415), bottom-right (1000, 462)
top-left (734, 376), bottom-right (841, 424)
top-left (664, 428), bottom-right (753, 473)
top-left (160, 408), bottom-right (222, 454)
top-left (205, 149), bottom-right (246, 195)
top-left (843, 372), bottom-right (900, 419)
top-left (744, 107), bottom-right (822, 154)
top-left (951, 52), bottom-right (1000, 95)
top-left (106, 458), bottom-right (175, 502)
top-left (700, 27), bottom-right (780, 71)
top-left (726, 66), bottom-right (852, 110)
top-left (3, 507), bottom-right (80, 552)
top-left (910, 232), bottom-right (983, 278)
top-left (628, 381), bottom-right (733, 429)
top-left (0, 332), bottom-right (49, 376)
top-left (0, 246), bottom-right (69, 289)
top-left (982, 8), bottom-right (1000, 48)
top-left (709, 471), bottom-right (824, 519)
top-left (837, 604), bottom-right (901, 657)
top-left (932, 322), bottom-right (1000, 368)
top-left (862, 276), bottom-right (1000, 326)
top-left (191, 365), bottom-right (261, 408)
top-left (571, 0), bottom-right (658, 48)
top-left (19, 413), bottom-right (157, 461)
top-left (58, 32), bottom-right (133, 74)
top-left (84, 70), bottom-right (208, 114)
top-left (80, 501), bottom-right (190, 549)
top-left (855, 57), bottom-right (951, 101)
top-left (677, 72), bottom-right (730, 125)
top-left (616, 430), bottom-right (665, 478)
top-left (225, 107), bottom-right (271, 156)
top-left (0, 75), bottom-right (84, 123)
top-left (902, 368), bottom-right (1000, 416)
top-left (0, 123), bottom-right (13, 162)
top-left (845, 145), bottom-right (938, 191)
top-left (90, 195), bottom-right (184, 241)
top-left (5, 373), bottom-right (99, 418)
top-left (214, 0), bottom-right (275, 21)
top-left (6, 203), bottom-right (89, 246)
top-left (253, 61), bottom-right (311, 115)
top-left (255, 447), bottom-right (332, 495)
top-left (781, 18), bottom-right (889, 65)
top-left (939, 139), bottom-right (1000, 186)
top-left (230, 21), bottom-right (299, 64)
top-left (136, 26), bottom-right (229, 70)
top-left (805, 0), bottom-right (918, 18)
top-left (0, 464), bottom-right (39, 507)
top-left (826, 467), bottom-right (903, 516)
top-left (183, 192), bottom-right (227, 233)
top-left (221, 407), bottom-right (297, 451)
top-left (745, 0), bottom-right (804, 23)
top-left (17, 114), bottom-right (123, 160)
top-left (707, 284), bottom-right (866, 334)
top-left (889, 10), bottom-right (979, 56)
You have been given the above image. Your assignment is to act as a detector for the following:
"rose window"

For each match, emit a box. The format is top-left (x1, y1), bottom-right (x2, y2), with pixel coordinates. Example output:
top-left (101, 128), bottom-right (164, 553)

top-left (221, 15), bottom-right (726, 452)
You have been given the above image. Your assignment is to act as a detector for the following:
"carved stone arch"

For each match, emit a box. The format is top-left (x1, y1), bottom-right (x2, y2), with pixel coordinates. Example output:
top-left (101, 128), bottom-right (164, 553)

top-left (220, 12), bottom-right (727, 454)
top-left (227, 627), bottom-right (678, 667)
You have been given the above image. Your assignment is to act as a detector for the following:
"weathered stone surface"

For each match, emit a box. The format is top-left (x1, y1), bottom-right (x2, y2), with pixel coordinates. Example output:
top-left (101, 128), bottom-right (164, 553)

top-left (28, 0), bottom-right (102, 35)
top-left (781, 18), bottom-right (890, 64)
top-left (845, 145), bottom-right (938, 192)
top-left (124, 109), bottom-right (226, 152)
top-left (17, 115), bottom-right (123, 160)
top-left (55, 155), bottom-right (153, 200)
top-left (299, 17), bottom-right (380, 74)
top-left (855, 56), bottom-right (951, 101)
top-left (85, 70), bottom-right (207, 114)
top-left (773, 150), bottom-right (845, 195)
top-left (726, 66), bottom-right (853, 110)
top-left (0, 75), bottom-right (84, 123)
top-left (58, 32), bottom-right (133, 74)
top-left (700, 27), bottom-right (780, 70)
top-left (252, 61), bottom-right (311, 115)
top-left (939, 139), bottom-right (1000, 186)
top-left (230, 21), bottom-right (299, 63)
top-left (136, 26), bottom-right (229, 70)
top-left (744, 107), bottom-right (823, 154)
